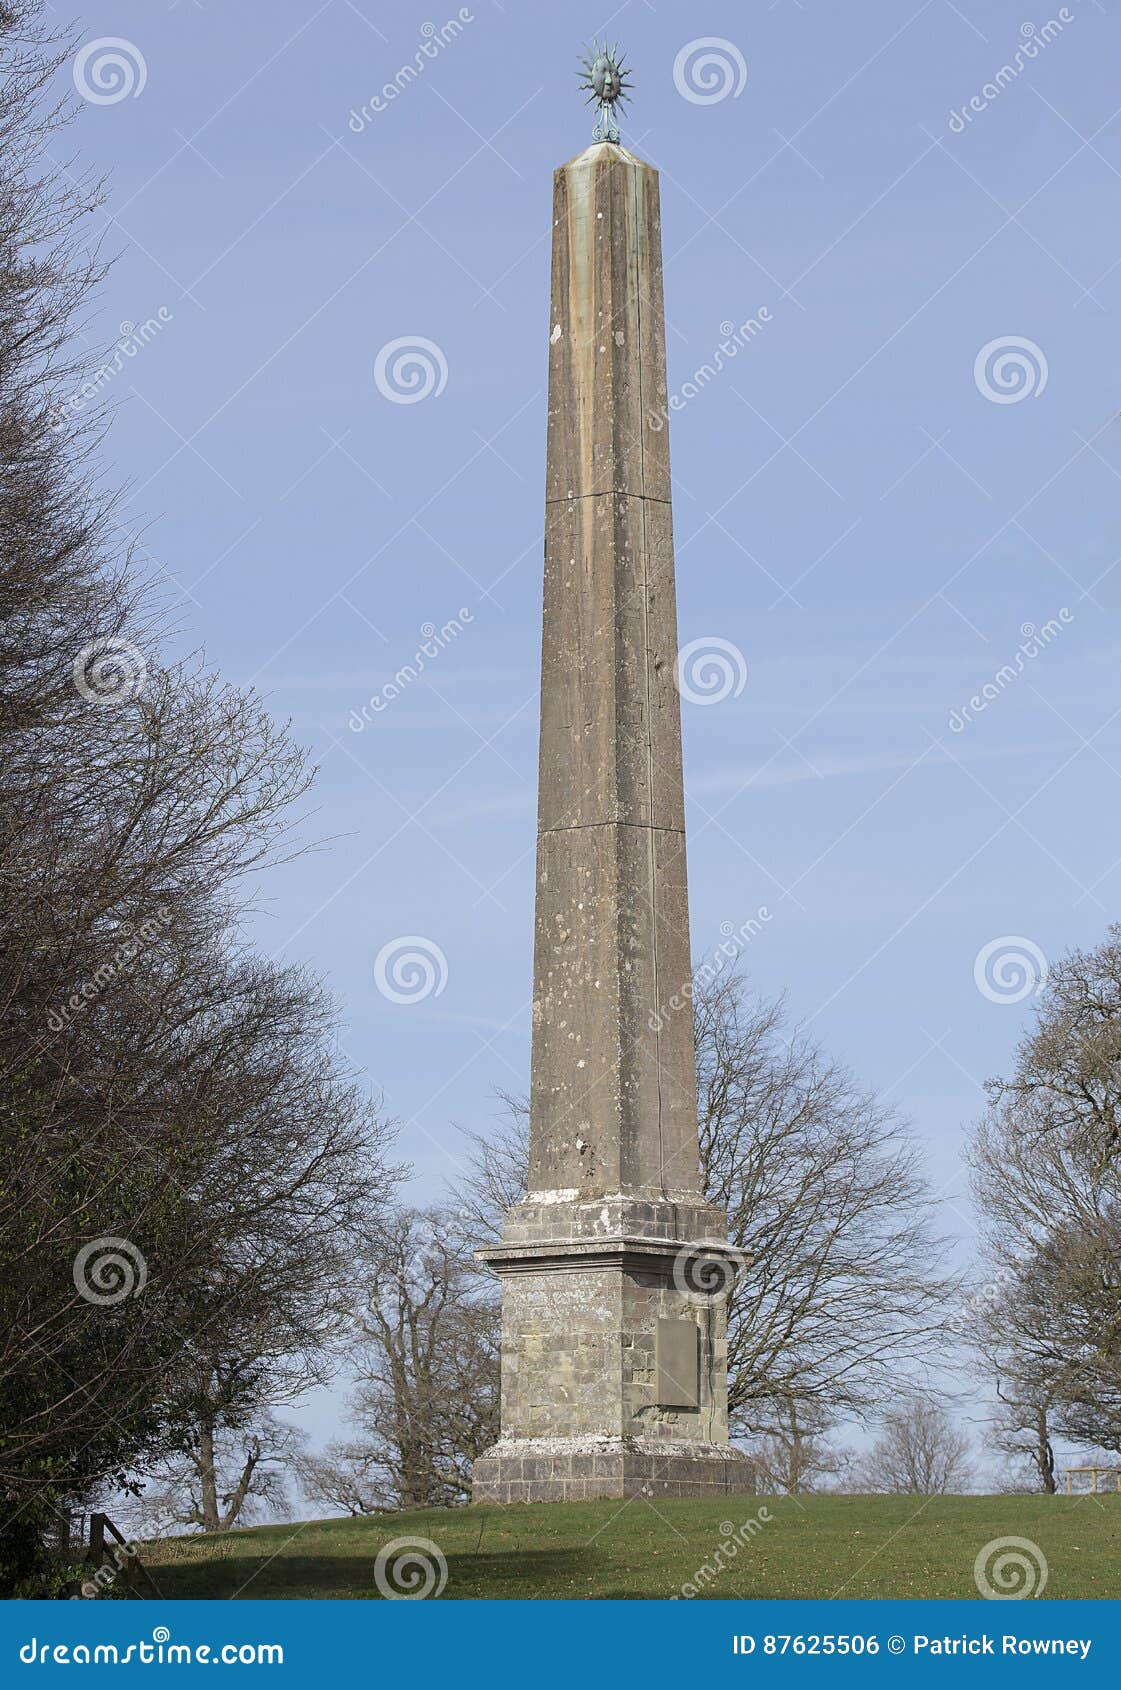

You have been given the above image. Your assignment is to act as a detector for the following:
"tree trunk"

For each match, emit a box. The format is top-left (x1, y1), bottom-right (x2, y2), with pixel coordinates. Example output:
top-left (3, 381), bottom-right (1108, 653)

top-left (219, 1437), bottom-right (261, 1529)
top-left (788, 1424), bottom-right (805, 1495)
top-left (197, 1420), bottom-right (220, 1533)
top-left (1036, 1405), bottom-right (1056, 1495)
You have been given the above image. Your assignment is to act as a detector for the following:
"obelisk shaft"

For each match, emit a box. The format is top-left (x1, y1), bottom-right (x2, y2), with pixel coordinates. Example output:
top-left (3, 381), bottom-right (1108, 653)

top-left (472, 138), bottom-right (752, 1504)
top-left (529, 142), bottom-right (701, 1203)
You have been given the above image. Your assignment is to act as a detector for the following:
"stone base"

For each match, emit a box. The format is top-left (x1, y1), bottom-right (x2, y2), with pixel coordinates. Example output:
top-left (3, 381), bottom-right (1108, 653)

top-left (472, 1437), bottom-right (756, 1504)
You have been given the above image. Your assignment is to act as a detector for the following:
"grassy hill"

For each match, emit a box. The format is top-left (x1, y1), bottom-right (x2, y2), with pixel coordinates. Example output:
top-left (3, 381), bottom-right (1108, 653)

top-left (144, 1494), bottom-right (1120, 1600)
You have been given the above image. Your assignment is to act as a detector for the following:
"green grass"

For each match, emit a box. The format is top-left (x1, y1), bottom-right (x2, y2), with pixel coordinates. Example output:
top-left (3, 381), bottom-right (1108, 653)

top-left (144, 1494), bottom-right (1121, 1600)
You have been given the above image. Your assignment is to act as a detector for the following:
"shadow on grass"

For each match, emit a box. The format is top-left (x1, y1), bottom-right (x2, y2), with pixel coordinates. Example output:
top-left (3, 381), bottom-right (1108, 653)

top-left (155, 1548), bottom-right (603, 1601)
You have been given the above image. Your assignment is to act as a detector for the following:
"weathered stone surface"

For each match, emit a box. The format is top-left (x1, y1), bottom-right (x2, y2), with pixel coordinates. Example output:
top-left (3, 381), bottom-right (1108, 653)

top-left (472, 142), bottom-right (746, 1506)
top-left (544, 146), bottom-right (671, 503)
top-left (529, 823), bottom-right (698, 1197)
top-left (474, 1438), bottom-right (756, 1505)
top-left (500, 1194), bottom-right (727, 1245)
top-left (538, 495), bottom-right (683, 833)
top-left (531, 148), bottom-right (697, 1205)
top-left (486, 1241), bottom-right (731, 1442)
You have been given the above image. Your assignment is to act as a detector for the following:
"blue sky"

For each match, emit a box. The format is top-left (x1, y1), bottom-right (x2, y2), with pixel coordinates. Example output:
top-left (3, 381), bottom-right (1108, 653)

top-left (63, 0), bottom-right (1121, 1452)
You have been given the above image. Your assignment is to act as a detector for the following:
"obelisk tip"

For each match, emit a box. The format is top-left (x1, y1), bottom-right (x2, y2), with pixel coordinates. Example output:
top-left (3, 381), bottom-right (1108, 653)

top-left (576, 39), bottom-right (634, 145)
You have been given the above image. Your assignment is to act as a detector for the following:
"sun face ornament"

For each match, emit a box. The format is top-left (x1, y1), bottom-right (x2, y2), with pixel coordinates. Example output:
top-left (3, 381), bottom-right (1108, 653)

top-left (578, 40), bottom-right (633, 145)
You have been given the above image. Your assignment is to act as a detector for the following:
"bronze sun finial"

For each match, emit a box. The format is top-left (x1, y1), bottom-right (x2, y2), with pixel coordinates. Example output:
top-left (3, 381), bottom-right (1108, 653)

top-left (577, 40), bottom-right (633, 145)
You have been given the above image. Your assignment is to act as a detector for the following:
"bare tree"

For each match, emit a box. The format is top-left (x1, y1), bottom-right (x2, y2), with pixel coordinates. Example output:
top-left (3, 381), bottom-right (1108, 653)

top-left (1013, 1222), bottom-right (1121, 1455)
top-left (748, 1401), bottom-right (854, 1495)
top-left (967, 927), bottom-right (1121, 1460)
top-left (302, 1208), bottom-right (499, 1514)
top-left (856, 1399), bottom-right (974, 1494)
top-left (460, 972), bottom-right (954, 1442)
top-left (988, 1365), bottom-right (1059, 1495)
top-left (297, 1441), bottom-right (388, 1518)
top-left (119, 971), bottom-right (401, 1531)
top-left (696, 975), bottom-right (953, 1433)
top-left (455, 1087), bottom-right (528, 1239)
top-left (131, 1414), bottom-right (306, 1536)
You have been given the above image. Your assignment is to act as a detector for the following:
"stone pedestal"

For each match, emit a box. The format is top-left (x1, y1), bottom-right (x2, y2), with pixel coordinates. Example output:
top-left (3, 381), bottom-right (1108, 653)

top-left (474, 1198), bottom-right (753, 1502)
top-left (472, 142), bottom-right (751, 1504)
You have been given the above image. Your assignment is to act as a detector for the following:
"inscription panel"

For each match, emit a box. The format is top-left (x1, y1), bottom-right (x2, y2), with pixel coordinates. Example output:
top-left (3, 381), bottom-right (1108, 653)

top-left (655, 1316), bottom-right (699, 1409)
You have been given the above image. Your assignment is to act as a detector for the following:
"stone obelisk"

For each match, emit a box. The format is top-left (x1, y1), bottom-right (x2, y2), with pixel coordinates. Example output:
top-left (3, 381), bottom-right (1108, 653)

top-left (473, 51), bottom-right (751, 1503)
